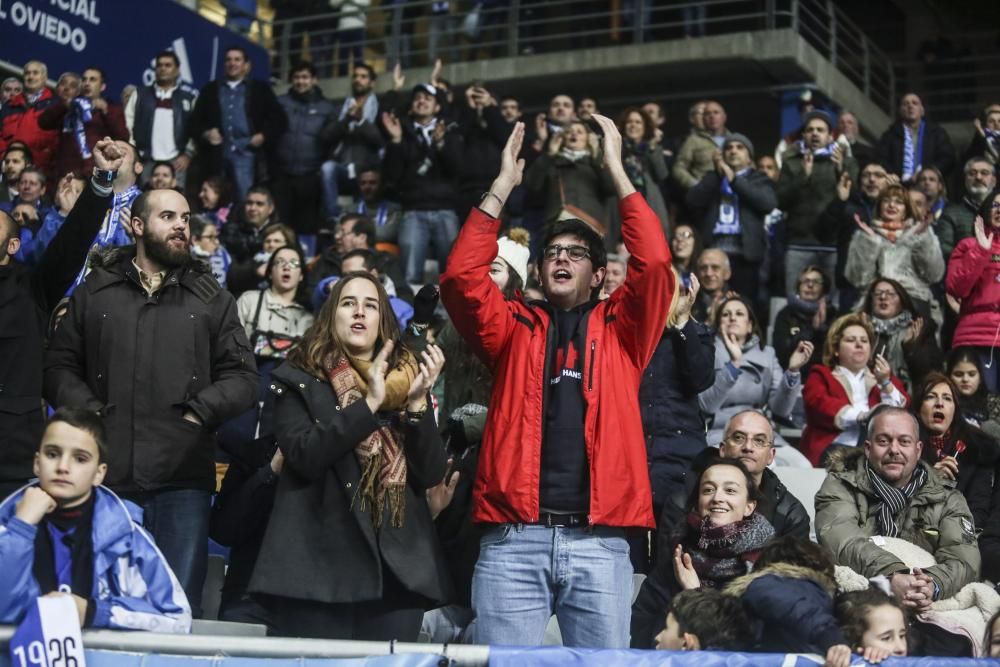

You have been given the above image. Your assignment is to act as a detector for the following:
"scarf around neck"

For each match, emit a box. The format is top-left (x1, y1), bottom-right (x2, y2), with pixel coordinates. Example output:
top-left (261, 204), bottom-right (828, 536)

top-left (713, 168), bottom-right (751, 236)
top-left (34, 492), bottom-right (95, 597)
top-left (338, 93), bottom-right (378, 130)
top-left (797, 140), bottom-right (838, 158)
top-left (682, 511), bottom-right (774, 586)
top-left (866, 459), bottom-right (927, 538)
top-left (902, 121), bottom-right (925, 182)
top-left (325, 352), bottom-right (417, 528)
top-left (929, 429), bottom-right (967, 461)
top-left (560, 147), bottom-right (590, 162)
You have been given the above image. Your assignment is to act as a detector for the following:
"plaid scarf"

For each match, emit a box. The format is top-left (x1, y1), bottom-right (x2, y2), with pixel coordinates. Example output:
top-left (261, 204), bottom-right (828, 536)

top-left (866, 459), bottom-right (928, 538)
top-left (325, 352), bottom-right (417, 528)
top-left (682, 511), bottom-right (774, 587)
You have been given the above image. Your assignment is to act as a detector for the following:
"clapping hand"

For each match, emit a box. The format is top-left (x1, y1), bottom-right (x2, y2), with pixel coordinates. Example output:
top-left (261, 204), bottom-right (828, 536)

top-left (836, 171), bottom-right (852, 201)
top-left (498, 122), bottom-right (526, 188)
top-left (974, 215), bottom-right (994, 250)
top-left (427, 458), bottom-right (460, 519)
top-left (591, 114), bottom-right (622, 172)
top-left (803, 151), bottom-right (814, 178)
top-left (364, 340), bottom-right (394, 414)
top-left (673, 545), bottom-right (701, 590)
top-left (854, 212), bottom-right (875, 237)
top-left (787, 340), bottom-right (814, 372)
top-left (392, 63), bottom-right (406, 91)
top-left (902, 316), bottom-right (924, 344)
top-left (406, 344), bottom-right (446, 411)
top-left (831, 143), bottom-right (844, 173)
top-left (382, 112), bottom-right (403, 144)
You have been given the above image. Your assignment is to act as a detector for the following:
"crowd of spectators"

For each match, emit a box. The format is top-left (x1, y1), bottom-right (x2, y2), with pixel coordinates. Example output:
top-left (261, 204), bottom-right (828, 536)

top-left (2, 45), bottom-right (1000, 660)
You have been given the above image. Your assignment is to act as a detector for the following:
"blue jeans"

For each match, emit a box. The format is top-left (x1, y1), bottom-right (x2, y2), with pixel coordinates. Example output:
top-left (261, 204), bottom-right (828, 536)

top-left (320, 160), bottom-right (355, 220)
top-left (471, 524), bottom-right (633, 648)
top-left (225, 146), bottom-right (255, 202)
top-left (124, 488), bottom-right (212, 618)
top-left (399, 209), bottom-right (458, 284)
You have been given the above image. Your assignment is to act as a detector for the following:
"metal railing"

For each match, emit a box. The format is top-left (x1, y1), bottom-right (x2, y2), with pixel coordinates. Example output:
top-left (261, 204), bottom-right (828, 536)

top-left (259, 0), bottom-right (896, 113)
top-left (893, 51), bottom-right (1000, 122)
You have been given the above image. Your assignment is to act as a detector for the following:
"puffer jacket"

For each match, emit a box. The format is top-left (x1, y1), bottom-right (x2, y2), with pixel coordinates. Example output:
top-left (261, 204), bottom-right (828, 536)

top-left (440, 193), bottom-right (673, 528)
top-left (672, 129), bottom-right (722, 190)
top-left (699, 337), bottom-right (800, 437)
top-left (947, 235), bottom-right (1000, 349)
top-left (815, 449), bottom-right (981, 599)
top-left (43, 247), bottom-right (259, 492)
top-left (639, 320), bottom-right (716, 511)
top-left (276, 87), bottom-right (336, 174)
top-left (844, 225), bottom-right (945, 310)
top-left (725, 562), bottom-right (844, 654)
top-left (0, 88), bottom-right (60, 169)
top-left (0, 485), bottom-right (191, 632)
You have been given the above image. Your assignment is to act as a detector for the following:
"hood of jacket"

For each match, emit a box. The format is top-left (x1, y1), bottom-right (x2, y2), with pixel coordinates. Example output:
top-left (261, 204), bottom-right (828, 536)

top-left (724, 561), bottom-right (837, 598)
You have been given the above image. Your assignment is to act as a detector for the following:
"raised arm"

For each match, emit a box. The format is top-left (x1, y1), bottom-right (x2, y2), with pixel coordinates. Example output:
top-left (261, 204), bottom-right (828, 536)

top-left (592, 114), bottom-right (672, 368)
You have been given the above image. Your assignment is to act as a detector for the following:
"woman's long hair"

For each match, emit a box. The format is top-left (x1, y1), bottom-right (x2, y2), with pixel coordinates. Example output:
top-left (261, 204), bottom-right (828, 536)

top-left (945, 347), bottom-right (990, 418)
top-left (616, 107), bottom-right (656, 143)
top-left (912, 371), bottom-right (983, 463)
top-left (287, 272), bottom-right (405, 378)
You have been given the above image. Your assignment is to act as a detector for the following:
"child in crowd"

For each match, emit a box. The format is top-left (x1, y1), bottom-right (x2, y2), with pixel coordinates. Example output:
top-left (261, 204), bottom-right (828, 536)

top-left (0, 408), bottom-right (191, 632)
top-left (654, 588), bottom-right (752, 651)
top-left (826, 589), bottom-right (908, 666)
top-left (986, 610), bottom-right (1000, 658)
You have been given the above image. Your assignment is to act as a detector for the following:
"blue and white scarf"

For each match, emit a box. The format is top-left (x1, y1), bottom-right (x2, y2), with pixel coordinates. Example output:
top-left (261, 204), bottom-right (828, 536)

top-left (984, 127), bottom-right (1000, 156)
top-left (357, 200), bottom-right (389, 228)
top-left (796, 139), bottom-right (838, 158)
top-left (713, 168), bottom-right (751, 236)
top-left (902, 121), bottom-right (925, 182)
top-left (63, 97), bottom-right (93, 159)
top-left (337, 93), bottom-right (378, 131)
top-left (68, 184), bottom-right (142, 293)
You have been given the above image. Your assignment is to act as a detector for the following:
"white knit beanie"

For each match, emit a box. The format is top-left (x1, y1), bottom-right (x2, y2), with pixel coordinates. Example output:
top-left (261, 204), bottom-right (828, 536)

top-left (495, 230), bottom-right (531, 286)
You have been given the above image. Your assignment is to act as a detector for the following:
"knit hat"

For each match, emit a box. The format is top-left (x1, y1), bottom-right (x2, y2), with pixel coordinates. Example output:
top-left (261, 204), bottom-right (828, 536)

top-left (495, 228), bottom-right (531, 286)
top-left (724, 133), bottom-right (755, 159)
top-left (801, 109), bottom-right (833, 131)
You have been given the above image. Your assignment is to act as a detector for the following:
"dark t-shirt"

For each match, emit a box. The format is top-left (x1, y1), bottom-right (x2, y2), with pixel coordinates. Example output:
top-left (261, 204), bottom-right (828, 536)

top-left (539, 306), bottom-right (592, 513)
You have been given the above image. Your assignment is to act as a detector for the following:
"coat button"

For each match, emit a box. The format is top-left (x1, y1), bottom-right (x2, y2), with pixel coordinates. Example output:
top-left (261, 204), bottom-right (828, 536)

top-left (335, 405), bottom-right (341, 411)
top-left (97, 373), bottom-right (103, 380)
top-left (345, 482), bottom-right (352, 489)
top-left (299, 383), bottom-right (306, 389)
top-left (192, 375), bottom-right (198, 381)
top-left (314, 418), bottom-right (320, 424)
top-left (270, 384), bottom-right (276, 390)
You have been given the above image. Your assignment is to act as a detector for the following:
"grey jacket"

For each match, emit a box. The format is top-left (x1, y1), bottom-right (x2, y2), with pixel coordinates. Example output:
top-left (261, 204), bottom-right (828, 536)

top-left (816, 450), bottom-right (980, 600)
top-left (699, 337), bottom-right (800, 432)
top-left (844, 226), bottom-right (945, 308)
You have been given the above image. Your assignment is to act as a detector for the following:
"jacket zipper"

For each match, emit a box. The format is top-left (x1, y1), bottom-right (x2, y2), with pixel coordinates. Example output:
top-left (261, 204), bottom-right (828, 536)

top-left (588, 340), bottom-right (596, 391)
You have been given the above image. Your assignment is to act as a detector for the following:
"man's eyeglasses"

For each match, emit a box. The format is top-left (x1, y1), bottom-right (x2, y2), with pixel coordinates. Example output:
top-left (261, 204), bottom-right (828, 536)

top-left (725, 432), bottom-right (772, 449)
top-left (543, 244), bottom-right (590, 261)
top-left (275, 259), bottom-right (302, 269)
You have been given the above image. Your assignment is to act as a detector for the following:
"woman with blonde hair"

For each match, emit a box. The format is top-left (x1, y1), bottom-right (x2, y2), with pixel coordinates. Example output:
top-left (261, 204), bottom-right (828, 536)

top-left (800, 313), bottom-right (909, 465)
top-left (250, 271), bottom-right (450, 641)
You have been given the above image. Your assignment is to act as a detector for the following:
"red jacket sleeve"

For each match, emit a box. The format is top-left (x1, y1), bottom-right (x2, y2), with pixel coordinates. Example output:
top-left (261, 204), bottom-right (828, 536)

top-left (440, 207), bottom-right (517, 367)
top-left (946, 238), bottom-right (990, 299)
top-left (804, 367), bottom-right (848, 432)
top-left (607, 192), bottom-right (673, 368)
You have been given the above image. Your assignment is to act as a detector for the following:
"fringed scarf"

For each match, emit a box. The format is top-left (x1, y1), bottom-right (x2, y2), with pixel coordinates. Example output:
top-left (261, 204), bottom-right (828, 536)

top-left (902, 121), bottom-right (925, 182)
top-left (682, 511), bottom-right (774, 587)
top-left (713, 168), bottom-right (752, 236)
top-left (623, 140), bottom-right (648, 193)
top-left (325, 352), bottom-right (418, 528)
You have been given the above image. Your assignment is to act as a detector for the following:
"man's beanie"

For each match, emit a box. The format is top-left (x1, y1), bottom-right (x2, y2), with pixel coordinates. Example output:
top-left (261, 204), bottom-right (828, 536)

top-left (724, 133), bottom-right (755, 160)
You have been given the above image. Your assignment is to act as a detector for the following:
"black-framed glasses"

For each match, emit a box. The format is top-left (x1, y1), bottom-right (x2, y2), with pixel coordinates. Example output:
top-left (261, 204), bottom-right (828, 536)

top-left (275, 259), bottom-right (302, 269)
top-left (543, 244), bottom-right (590, 261)
top-left (725, 432), bottom-right (772, 449)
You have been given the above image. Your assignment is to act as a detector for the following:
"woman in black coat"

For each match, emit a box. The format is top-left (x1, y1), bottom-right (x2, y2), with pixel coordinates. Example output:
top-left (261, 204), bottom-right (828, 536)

top-left (249, 271), bottom-right (450, 641)
top-left (772, 265), bottom-right (836, 378)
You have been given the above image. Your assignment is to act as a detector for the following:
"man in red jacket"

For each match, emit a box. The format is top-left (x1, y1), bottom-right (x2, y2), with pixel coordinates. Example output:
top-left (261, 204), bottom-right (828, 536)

top-left (0, 60), bottom-right (60, 170)
top-left (441, 116), bottom-right (673, 648)
top-left (38, 67), bottom-right (128, 180)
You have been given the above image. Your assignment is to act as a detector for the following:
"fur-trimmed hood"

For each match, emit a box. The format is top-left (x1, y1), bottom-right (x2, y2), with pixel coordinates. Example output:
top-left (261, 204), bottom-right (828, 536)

top-left (725, 562), bottom-right (836, 598)
top-left (823, 445), bottom-right (866, 474)
top-left (86, 244), bottom-right (210, 275)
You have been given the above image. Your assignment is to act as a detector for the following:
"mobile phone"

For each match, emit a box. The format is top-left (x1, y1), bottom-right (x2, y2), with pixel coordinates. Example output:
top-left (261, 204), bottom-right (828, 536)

top-left (585, 117), bottom-right (604, 137)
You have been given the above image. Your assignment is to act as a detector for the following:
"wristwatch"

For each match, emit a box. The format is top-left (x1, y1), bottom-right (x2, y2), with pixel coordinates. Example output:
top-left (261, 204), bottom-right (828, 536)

top-left (93, 168), bottom-right (117, 188)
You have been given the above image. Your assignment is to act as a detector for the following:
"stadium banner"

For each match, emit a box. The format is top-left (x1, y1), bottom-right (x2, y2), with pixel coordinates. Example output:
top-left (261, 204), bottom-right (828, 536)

top-left (489, 646), bottom-right (998, 666)
top-left (0, 650), bottom-right (446, 667)
top-left (0, 0), bottom-right (270, 98)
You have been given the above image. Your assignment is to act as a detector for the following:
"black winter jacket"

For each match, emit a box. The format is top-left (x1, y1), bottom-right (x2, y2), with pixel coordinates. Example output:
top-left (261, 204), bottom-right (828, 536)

top-left (0, 184), bottom-right (107, 482)
top-left (249, 363), bottom-right (451, 607)
top-left (772, 298), bottom-right (836, 378)
top-left (639, 320), bottom-right (716, 511)
top-left (455, 103), bottom-right (510, 196)
top-left (44, 247), bottom-right (259, 492)
top-left (277, 88), bottom-right (336, 175)
top-left (382, 122), bottom-right (462, 211)
top-left (876, 120), bottom-right (956, 181)
top-left (685, 169), bottom-right (777, 263)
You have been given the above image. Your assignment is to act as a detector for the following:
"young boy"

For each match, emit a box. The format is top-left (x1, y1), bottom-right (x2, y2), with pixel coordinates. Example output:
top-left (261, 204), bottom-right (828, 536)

top-left (654, 589), bottom-right (751, 651)
top-left (0, 408), bottom-right (191, 632)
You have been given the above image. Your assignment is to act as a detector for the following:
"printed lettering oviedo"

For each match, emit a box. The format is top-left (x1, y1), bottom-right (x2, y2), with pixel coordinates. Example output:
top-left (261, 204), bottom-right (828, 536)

top-left (0, 0), bottom-right (101, 53)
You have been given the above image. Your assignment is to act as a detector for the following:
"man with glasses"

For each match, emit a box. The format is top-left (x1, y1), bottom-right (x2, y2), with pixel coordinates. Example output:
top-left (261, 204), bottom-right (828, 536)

top-left (631, 409), bottom-right (809, 647)
top-left (441, 115), bottom-right (672, 648)
top-left (816, 406), bottom-right (978, 618)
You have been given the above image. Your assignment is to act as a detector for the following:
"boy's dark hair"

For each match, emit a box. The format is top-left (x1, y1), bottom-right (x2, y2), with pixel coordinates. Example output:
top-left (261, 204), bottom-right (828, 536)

top-left (225, 45), bottom-right (250, 61)
top-left (46, 407), bottom-right (108, 463)
top-left (3, 145), bottom-right (32, 165)
top-left (290, 61), bottom-right (317, 79)
top-left (83, 66), bottom-right (107, 84)
top-left (671, 589), bottom-right (753, 650)
top-left (354, 62), bottom-right (377, 81)
top-left (835, 588), bottom-right (908, 650)
top-left (151, 160), bottom-right (176, 177)
top-left (189, 213), bottom-right (214, 238)
top-left (156, 50), bottom-right (181, 67)
top-left (754, 536), bottom-right (835, 578)
top-left (342, 248), bottom-right (377, 272)
top-left (542, 219), bottom-right (607, 271)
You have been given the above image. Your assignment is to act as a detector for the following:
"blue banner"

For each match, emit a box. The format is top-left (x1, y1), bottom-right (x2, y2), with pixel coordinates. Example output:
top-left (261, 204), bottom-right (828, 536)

top-left (0, 0), bottom-right (270, 98)
top-left (0, 650), bottom-right (444, 667)
top-left (489, 646), bottom-right (1000, 666)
